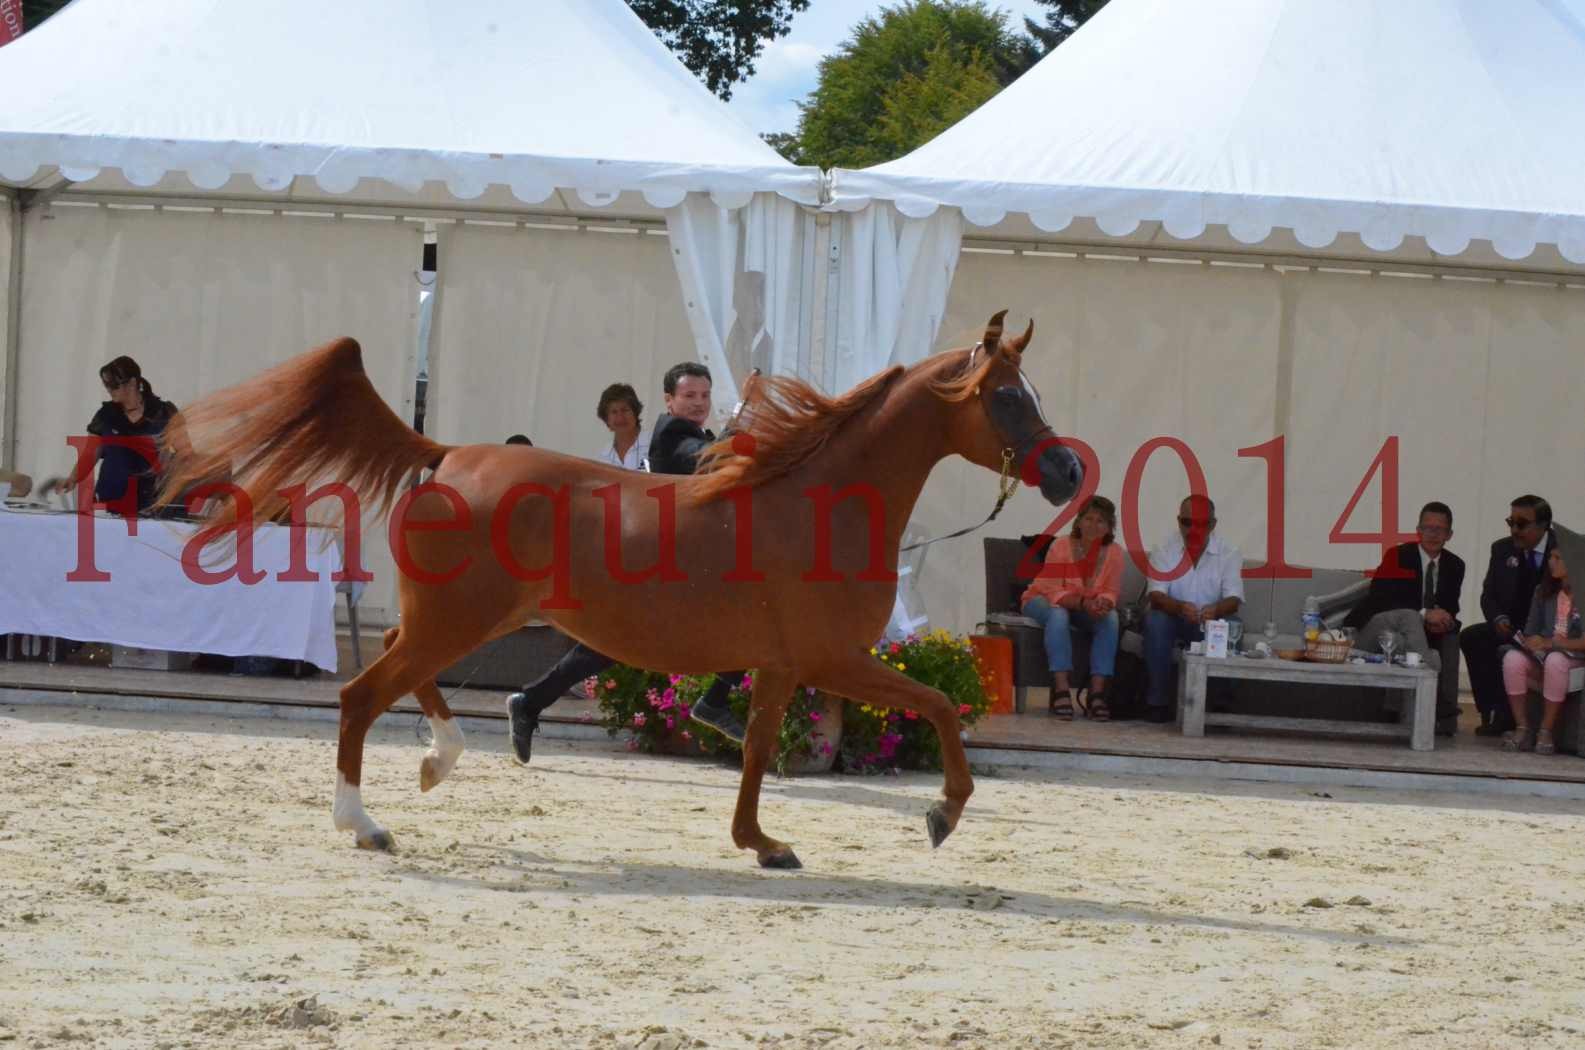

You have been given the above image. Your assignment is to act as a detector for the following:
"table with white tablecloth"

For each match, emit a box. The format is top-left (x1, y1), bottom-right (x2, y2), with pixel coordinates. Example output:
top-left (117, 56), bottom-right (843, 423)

top-left (1, 507), bottom-right (345, 672)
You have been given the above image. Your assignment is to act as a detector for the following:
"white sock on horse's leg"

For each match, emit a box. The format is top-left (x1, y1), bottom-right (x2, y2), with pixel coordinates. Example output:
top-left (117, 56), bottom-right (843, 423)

top-left (333, 772), bottom-right (391, 849)
top-left (419, 716), bottom-right (464, 792)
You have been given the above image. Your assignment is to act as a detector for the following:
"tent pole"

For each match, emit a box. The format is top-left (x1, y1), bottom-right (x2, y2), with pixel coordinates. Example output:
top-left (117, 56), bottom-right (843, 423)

top-left (1, 193), bottom-right (21, 469)
top-left (806, 211), bottom-right (833, 390)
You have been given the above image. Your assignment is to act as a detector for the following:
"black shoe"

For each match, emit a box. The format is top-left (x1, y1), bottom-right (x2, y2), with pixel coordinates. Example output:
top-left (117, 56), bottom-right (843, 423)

top-left (690, 696), bottom-right (747, 744)
top-left (506, 692), bottom-right (539, 766)
top-left (1436, 716), bottom-right (1459, 738)
top-left (1145, 705), bottom-right (1172, 724)
top-left (1475, 711), bottom-right (1515, 737)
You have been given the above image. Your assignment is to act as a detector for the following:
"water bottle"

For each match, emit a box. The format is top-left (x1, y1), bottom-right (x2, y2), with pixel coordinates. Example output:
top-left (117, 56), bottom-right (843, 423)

top-left (1301, 596), bottom-right (1322, 643)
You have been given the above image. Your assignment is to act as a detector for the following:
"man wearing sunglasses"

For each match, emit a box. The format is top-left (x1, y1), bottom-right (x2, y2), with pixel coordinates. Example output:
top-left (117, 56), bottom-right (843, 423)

top-left (1343, 502), bottom-right (1466, 734)
top-left (1141, 495), bottom-right (1245, 723)
top-left (1460, 495), bottom-right (1556, 737)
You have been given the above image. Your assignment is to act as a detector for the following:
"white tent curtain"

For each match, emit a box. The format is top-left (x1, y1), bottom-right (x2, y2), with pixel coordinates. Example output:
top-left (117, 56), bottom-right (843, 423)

top-left (828, 202), bottom-right (963, 394)
top-left (905, 249), bottom-right (1585, 639)
top-left (426, 220), bottom-right (697, 456)
top-left (13, 202), bottom-right (422, 623)
top-left (663, 192), bottom-right (807, 416)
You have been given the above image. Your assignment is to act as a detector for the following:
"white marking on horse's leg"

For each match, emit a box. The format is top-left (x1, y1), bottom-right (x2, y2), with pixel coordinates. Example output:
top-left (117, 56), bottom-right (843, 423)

top-left (419, 716), bottom-right (464, 792)
top-left (333, 772), bottom-right (393, 850)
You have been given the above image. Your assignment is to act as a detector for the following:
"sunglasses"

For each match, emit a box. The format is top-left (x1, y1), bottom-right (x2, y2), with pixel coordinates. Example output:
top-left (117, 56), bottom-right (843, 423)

top-left (1417, 524), bottom-right (1449, 536)
top-left (103, 377), bottom-right (132, 392)
top-left (1177, 516), bottom-right (1212, 527)
top-left (1506, 517), bottom-right (1537, 529)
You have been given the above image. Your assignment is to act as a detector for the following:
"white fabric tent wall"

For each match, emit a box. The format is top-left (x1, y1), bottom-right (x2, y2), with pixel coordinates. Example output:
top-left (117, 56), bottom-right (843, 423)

top-left (425, 221), bottom-right (698, 456)
top-left (1283, 271), bottom-right (1585, 613)
top-left (13, 202), bottom-right (423, 624)
top-left (907, 248), bottom-right (1585, 640)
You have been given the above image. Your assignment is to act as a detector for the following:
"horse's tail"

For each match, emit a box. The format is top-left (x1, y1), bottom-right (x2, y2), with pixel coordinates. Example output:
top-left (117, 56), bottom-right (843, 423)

top-left (156, 337), bottom-right (449, 546)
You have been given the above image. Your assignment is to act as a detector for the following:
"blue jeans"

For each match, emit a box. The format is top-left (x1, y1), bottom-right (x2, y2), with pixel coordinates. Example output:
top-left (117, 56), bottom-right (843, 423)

top-left (1022, 598), bottom-right (1119, 677)
top-left (1143, 609), bottom-right (1205, 709)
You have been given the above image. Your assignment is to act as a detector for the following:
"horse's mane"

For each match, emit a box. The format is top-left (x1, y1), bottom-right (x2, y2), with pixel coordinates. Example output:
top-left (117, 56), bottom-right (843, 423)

top-left (690, 347), bottom-right (997, 502)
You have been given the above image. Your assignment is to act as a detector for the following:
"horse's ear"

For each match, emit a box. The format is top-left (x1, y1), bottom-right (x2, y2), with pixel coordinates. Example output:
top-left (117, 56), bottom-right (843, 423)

top-left (982, 309), bottom-right (1009, 352)
top-left (1003, 318), bottom-right (1034, 355)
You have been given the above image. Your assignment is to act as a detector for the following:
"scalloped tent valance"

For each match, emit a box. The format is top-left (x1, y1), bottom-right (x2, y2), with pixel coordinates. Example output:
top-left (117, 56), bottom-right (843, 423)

top-left (829, 0), bottom-right (1585, 265)
top-left (0, 0), bottom-right (821, 208)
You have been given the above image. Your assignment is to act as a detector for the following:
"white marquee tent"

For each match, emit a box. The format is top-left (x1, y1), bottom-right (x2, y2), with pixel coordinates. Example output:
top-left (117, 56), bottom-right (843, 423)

top-left (0, 0), bottom-right (822, 623)
top-left (4, 0), bottom-right (1584, 641)
top-left (828, 0), bottom-right (1585, 637)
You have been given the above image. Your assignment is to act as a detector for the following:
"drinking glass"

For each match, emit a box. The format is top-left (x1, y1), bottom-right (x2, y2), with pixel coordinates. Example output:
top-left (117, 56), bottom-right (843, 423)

top-left (1379, 630), bottom-right (1398, 665)
top-left (1263, 621), bottom-right (1278, 643)
top-left (1227, 620), bottom-right (1244, 653)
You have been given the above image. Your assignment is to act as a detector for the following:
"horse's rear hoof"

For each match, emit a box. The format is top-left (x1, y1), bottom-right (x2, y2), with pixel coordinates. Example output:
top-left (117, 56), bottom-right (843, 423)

top-left (926, 805), bottom-right (953, 849)
top-left (356, 830), bottom-right (396, 852)
top-left (759, 849), bottom-right (802, 870)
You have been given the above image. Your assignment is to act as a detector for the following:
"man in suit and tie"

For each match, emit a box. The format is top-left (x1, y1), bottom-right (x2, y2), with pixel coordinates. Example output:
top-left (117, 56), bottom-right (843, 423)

top-left (1459, 494), bottom-right (1557, 736)
top-left (1344, 501), bottom-right (1466, 735)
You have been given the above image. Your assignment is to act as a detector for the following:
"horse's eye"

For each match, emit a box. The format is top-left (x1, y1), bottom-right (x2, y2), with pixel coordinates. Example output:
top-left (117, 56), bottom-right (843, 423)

top-left (992, 386), bottom-right (1025, 412)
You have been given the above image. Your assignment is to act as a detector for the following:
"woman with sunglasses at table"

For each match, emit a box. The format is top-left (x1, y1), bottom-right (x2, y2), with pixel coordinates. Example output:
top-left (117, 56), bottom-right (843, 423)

top-left (44, 356), bottom-right (181, 516)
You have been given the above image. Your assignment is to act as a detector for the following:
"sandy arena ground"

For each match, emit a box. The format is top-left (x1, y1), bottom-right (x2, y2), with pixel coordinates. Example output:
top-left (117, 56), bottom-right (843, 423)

top-left (2, 703), bottom-right (1584, 1050)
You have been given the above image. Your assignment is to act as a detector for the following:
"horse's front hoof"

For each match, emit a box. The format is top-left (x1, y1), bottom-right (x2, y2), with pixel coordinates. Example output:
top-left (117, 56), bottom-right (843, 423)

top-left (758, 848), bottom-right (802, 870)
top-left (356, 829), bottom-right (396, 852)
top-left (926, 805), bottom-right (954, 849)
top-left (419, 756), bottom-right (445, 793)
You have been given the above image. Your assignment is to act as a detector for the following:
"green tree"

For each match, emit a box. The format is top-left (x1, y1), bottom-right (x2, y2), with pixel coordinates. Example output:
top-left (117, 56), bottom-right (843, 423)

top-left (872, 43), bottom-right (1001, 164)
top-left (760, 131), bottom-right (806, 165)
top-left (626, 0), bottom-right (810, 100)
top-left (793, 0), bottom-right (1030, 170)
top-left (1024, 0), bottom-right (1110, 53)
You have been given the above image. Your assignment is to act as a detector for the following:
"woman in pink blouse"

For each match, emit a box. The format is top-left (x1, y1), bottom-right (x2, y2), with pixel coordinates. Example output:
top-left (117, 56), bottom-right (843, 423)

top-left (1019, 495), bottom-right (1125, 721)
top-left (1501, 547), bottom-right (1585, 754)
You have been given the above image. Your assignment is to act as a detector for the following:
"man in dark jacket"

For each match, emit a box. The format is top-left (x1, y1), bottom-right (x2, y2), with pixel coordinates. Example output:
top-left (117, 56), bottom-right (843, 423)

top-left (1459, 494), bottom-right (1556, 736)
top-left (505, 361), bottom-right (748, 765)
top-left (645, 361), bottom-right (716, 474)
top-left (1344, 501), bottom-right (1466, 733)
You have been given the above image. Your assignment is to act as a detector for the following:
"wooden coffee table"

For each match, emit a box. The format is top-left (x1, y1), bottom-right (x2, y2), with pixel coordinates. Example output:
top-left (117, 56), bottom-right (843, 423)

top-left (1178, 652), bottom-right (1439, 751)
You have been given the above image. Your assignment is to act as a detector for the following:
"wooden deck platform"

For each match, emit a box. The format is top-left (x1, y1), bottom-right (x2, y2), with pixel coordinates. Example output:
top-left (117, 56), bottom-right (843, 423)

top-left (5, 643), bottom-right (1583, 794)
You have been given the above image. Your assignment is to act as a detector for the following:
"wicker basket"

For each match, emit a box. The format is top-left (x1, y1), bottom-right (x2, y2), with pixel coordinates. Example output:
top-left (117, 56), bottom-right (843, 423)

top-left (1304, 637), bottom-right (1352, 663)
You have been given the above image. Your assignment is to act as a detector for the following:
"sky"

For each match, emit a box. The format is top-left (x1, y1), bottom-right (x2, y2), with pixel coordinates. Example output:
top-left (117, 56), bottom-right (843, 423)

top-left (725, 0), bottom-right (1051, 136)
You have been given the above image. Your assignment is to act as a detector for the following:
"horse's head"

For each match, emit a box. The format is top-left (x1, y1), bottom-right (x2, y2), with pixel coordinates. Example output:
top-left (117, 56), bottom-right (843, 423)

top-left (942, 310), bottom-right (1084, 507)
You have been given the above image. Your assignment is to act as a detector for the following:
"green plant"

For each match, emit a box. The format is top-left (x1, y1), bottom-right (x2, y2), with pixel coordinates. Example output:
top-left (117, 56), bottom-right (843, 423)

top-left (592, 628), bottom-right (992, 776)
top-left (592, 669), bottom-right (831, 775)
top-left (840, 629), bottom-right (994, 774)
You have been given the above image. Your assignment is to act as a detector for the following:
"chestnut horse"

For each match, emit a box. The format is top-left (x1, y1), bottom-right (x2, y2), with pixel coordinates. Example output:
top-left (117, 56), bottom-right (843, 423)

top-left (158, 310), bottom-right (1082, 868)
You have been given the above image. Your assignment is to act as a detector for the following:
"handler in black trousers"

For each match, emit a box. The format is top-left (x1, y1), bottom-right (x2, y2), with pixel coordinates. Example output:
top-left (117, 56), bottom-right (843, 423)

top-left (505, 362), bottom-right (748, 764)
top-left (1460, 495), bottom-right (1557, 736)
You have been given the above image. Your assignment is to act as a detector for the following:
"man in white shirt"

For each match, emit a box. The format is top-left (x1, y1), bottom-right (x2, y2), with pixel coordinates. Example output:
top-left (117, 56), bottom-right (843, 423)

top-left (1142, 495), bottom-right (1245, 722)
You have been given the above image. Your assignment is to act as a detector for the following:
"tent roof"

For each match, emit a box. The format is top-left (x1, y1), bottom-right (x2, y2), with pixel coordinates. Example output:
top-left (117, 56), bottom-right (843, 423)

top-left (831, 0), bottom-right (1585, 265)
top-left (0, 0), bottom-right (820, 208)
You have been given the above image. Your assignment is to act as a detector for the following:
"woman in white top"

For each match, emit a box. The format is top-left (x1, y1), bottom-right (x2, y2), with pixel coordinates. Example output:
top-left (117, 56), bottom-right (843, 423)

top-left (595, 382), bottom-right (649, 470)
